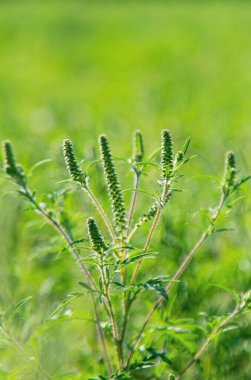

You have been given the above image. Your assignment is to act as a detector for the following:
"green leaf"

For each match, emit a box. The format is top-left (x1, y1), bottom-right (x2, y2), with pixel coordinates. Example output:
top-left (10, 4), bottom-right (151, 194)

top-left (15, 296), bottom-right (33, 310)
top-left (111, 281), bottom-right (126, 288)
top-left (122, 187), bottom-right (157, 200)
top-left (146, 347), bottom-right (172, 364)
top-left (48, 293), bottom-right (83, 320)
top-left (129, 360), bottom-right (155, 370)
top-left (79, 282), bottom-right (100, 293)
top-left (235, 175), bottom-right (251, 189)
top-left (69, 238), bottom-right (89, 246)
top-left (214, 228), bottom-right (234, 233)
top-left (182, 137), bottom-right (191, 155)
top-left (121, 252), bottom-right (158, 265)
top-left (147, 147), bottom-right (161, 161)
top-left (27, 159), bottom-right (53, 175)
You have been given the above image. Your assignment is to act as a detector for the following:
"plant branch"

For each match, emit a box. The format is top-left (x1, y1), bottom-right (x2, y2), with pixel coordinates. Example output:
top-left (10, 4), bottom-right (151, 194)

top-left (126, 231), bottom-right (207, 367)
top-left (130, 180), bottom-right (169, 285)
top-left (126, 192), bottom-right (226, 367)
top-left (86, 187), bottom-right (117, 246)
top-left (127, 174), bottom-right (140, 235)
top-left (23, 187), bottom-right (113, 375)
top-left (176, 303), bottom-right (240, 379)
top-left (119, 181), bottom-right (169, 354)
top-left (100, 256), bottom-right (123, 371)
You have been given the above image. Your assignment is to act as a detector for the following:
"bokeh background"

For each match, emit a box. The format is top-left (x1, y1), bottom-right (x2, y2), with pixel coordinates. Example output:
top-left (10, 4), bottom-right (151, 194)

top-left (0, 1), bottom-right (250, 379)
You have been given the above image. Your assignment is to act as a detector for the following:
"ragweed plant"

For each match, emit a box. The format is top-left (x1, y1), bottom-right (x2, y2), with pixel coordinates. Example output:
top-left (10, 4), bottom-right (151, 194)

top-left (1, 131), bottom-right (250, 380)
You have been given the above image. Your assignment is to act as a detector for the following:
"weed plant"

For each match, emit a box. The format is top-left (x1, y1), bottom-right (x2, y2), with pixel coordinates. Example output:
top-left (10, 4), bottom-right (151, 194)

top-left (1, 131), bottom-right (250, 379)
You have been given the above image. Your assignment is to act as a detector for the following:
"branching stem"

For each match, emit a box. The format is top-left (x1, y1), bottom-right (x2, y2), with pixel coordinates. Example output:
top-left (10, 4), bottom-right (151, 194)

top-left (126, 193), bottom-right (226, 367)
top-left (130, 180), bottom-right (169, 285)
top-left (120, 181), bottom-right (169, 357)
top-left (23, 187), bottom-right (112, 375)
top-left (176, 303), bottom-right (240, 379)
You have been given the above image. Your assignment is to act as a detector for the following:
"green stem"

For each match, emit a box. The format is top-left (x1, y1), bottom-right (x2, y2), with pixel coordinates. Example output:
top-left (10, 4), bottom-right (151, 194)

top-left (100, 256), bottom-right (123, 371)
top-left (23, 187), bottom-right (112, 375)
top-left (130, 180), bottom-right (169, 284)
top-left (127, 174), bottom-right (140, 235)
top-left (86, 187), bottom-right (118, 248)
top-left (126, 193), bottom-right (226, 367)
top-left (120, 181), bottom-right (169, 357)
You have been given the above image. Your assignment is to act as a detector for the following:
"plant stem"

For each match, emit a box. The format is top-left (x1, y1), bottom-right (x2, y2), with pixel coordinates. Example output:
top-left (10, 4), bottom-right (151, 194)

top-left (126, 193), bottom-right (226, 367)
top-left (119, 204), bottom-right (163, 349)
top-left (87, 187), bottom-right (117, 246)
top-left (176, 303), bottom-right (240, 379)
top-left (127, 223), bottom-right (139, 242)
top-left (130, 180), bottom-right (169, 285)
top-left (118, 173), bottom-right (140, 358)
top-left (126, 231), bottom-right (207, 367)
top-left (120, 181), bottom-right (169, 355)
top-left (127, 174), bottom-right (140, 235)
top-left (100, 257), bottom-right (123, 371)
top-left (23, 187), bottom-right (112, 375)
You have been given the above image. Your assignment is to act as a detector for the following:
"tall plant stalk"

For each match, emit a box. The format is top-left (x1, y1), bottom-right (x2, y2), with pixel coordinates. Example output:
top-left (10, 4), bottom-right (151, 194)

top-left (2, 134), bottom-right (250, 380)
top-left (23, 186), bottom-right (113, 375)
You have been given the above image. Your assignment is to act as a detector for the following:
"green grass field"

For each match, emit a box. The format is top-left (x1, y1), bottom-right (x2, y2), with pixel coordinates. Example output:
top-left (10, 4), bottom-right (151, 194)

top-left (0, 1), bottom-right (250, 379)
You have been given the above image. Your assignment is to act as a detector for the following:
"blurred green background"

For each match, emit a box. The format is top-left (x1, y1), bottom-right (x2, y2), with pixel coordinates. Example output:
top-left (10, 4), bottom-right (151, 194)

top-left (0, 1), bottom-right (250, 379)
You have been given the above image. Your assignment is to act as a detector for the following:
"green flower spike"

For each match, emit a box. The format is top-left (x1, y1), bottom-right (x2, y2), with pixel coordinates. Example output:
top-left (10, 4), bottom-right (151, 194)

top-left (137, 202), bottom-right (158, 227)
top-left (99, 134), bottom-right (126, 234)
top-left (161, 129), bottom-right (174, 179)
top-left (87, 217), bottom-right (108, 255)
top-left (63, 139), bottom-right (88, 188)
top-left (134, 130), bottom-right (144, 164)
top-left (222, 151), bottom-right (237, 197)
top-left (132, 129), bottom-right (144, 176)
top-left (2, 140), bottom-right (26, 186)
